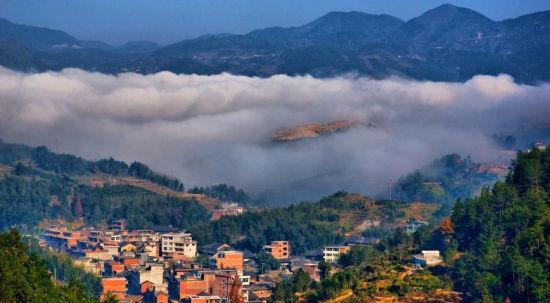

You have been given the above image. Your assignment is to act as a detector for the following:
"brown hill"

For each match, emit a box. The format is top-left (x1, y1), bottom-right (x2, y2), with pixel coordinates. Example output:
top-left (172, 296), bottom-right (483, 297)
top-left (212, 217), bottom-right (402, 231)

top-left (273, 120), bottom-right (357, 142)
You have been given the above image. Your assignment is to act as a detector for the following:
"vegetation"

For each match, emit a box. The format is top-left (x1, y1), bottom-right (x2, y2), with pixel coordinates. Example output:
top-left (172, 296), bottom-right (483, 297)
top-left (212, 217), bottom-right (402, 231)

top-left (191, 197), bottom-right (343, 255)
top-left (22, 237), bottom-right (102, 297)
top-left (450, 147), bottom-right (550, 302)
top-left (397, 154), bottom-right (498, 212)
top-left (77, 184), bottom-right (208, 230)
top-left (0, 229), bottom-right (98, 303)
top-left (255, 251), bottom-right (281, 274)
top-left (0, 139), bottom-right (184, 192)
top-left (189, 184), bottom-right (251, 204)
top-left (190, 192), bottom-right (431, 255)
top-left (0, 163), bottom-right (209, 231)
top-left (127, 161), bottom-right (184, 192)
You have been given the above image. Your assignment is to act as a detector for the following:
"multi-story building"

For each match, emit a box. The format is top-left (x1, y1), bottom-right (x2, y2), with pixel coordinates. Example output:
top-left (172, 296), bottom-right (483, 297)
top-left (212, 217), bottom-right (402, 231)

top-left (161, 232), bottom-right (197, 259)
top-left (264, 241), bottom-right (291, 259)
top-left (101, 277), bottom-right (127, 300)
top-left (128, 263), bottom-right (165, 294)
top-left (212, 251), bottom-right (244, 270)
top-left (42, 227), bottom-right (86, 251)
top-left (323, 245), bottom-right (350, 263)
top-left (109, 219), bottom-right (126, 231)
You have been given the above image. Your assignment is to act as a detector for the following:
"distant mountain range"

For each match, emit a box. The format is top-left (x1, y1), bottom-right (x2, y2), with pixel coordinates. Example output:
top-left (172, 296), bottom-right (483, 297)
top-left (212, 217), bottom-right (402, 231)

top-left (1, 4), bottom-right (549, 82)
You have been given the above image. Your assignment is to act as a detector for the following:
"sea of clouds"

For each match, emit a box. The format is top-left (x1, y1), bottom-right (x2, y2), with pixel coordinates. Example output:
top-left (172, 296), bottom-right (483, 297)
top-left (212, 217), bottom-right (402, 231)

top-left (0, 67), bottom-right (548, 203)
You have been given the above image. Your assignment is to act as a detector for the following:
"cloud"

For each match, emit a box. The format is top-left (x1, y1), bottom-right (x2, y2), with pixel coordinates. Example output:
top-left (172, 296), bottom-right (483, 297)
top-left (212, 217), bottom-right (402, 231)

top-left (0, 67), bottom-right (549, 204)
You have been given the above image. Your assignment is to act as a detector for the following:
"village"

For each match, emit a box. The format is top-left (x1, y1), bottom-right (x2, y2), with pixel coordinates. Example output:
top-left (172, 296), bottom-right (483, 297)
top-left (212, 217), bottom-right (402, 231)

top-left (39, 217), bottom-right (440, 303)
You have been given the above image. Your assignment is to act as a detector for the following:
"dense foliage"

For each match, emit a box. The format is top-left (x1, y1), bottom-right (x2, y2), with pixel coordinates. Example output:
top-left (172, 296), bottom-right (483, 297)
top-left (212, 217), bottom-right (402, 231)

top-left (0, 139), bottom-right (184, 191)
top-left (450, 147), bottom-right (550, 302)
top-left (25, 237), bottom-right (102, 297)
top-left (0, 170), bottom-right (74, 230)
top-left (78, 184), bottom-right (209, 229)
top-left (0, 229), bottom-right (98, 303)
top-left (190, 193), bottom-right (364, 254)
top-left (0, 164), bottom-right (208, 231)
top-left (397, 154), bottom-right (497, 209)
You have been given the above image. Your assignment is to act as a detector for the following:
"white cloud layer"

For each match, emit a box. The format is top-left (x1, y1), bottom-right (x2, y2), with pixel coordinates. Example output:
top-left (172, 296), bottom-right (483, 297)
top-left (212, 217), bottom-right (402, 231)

top-left (0, 67), bottom-right (549, 203)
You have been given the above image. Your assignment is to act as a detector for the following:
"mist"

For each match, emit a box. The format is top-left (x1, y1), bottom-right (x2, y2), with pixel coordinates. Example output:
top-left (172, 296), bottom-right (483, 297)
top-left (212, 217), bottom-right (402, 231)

top-left (0, 67), bottom-right (548, 204)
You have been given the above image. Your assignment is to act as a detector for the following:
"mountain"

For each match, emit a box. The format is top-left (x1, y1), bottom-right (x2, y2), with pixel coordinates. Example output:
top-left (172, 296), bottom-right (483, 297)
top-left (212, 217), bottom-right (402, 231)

top-left (114, 40), bottom-right (160, 54)
top-left (0, 4), bottom-right (549, 82)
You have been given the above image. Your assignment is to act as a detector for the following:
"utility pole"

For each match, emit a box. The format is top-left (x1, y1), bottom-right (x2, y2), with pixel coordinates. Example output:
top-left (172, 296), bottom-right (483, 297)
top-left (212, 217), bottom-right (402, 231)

top-left (388, 179), bottom-right (393, 200)
top-left (53, 137), bottom-right (60, 153)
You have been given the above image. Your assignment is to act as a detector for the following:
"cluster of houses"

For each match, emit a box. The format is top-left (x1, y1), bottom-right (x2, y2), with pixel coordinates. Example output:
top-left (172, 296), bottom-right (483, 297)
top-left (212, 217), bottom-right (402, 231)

top-left (41, 220), bottom-right (311, 303)
top-left (41, 217), bottom-right (442, 303)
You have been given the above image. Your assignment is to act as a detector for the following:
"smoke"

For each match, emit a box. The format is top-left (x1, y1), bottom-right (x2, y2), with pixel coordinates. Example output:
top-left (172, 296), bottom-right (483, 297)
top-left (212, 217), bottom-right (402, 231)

top-left (0, 67), bottom-right (549, 204)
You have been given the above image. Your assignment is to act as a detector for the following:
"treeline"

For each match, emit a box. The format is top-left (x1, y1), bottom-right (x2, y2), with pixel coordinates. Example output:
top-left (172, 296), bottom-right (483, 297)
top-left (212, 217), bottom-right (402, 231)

top-left (0, 229), bottom-right (98, 303)
top-left (0, 164), bottom-right (208, 231)
top-left (189, 184), bottom-right (251, 204)
top-left (0, 171), bottom-right (73, 230)
top-left (396, 154), bottom-right (496, 210)
top-left (0, 139), bottom-right (185, 192)
top-left (78, 184), bottom-right (209, 230)
top-left (449, 147), bottom-right (550, 302)
top-left (190, 192), bottom-right (371, 254)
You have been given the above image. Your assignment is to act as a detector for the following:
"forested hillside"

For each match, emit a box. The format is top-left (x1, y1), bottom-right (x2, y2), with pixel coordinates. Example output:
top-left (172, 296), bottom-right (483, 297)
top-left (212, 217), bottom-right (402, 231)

top-left (0, 229), bottom-right (98, 303)
top-left (0, 139), bottom-right (184, 191)
top-left (397, 154), bottom-right (499, 214)
top-left (190, 192), bottom-right (438, 254)
top-left (450, 147), bottom-right (550, 302)
top-left (0, 141), bottom-right (211, 231)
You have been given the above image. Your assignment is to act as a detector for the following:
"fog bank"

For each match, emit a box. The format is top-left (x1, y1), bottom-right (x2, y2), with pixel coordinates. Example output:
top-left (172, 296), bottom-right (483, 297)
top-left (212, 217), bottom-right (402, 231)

top-left (0, 67), bottom-right (548, 203)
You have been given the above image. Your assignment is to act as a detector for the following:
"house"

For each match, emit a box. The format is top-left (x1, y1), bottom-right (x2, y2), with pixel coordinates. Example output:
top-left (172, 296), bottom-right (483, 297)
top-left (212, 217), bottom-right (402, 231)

top-left (42, 227), bottom-right (86, 251)
top-left (140, 281), bottom-right (155, 294)
top-left (212, 251), bottom-right (244, 270)
top-left (102, 277), bottom-right (127, 300)
top-left (345, 235), bottom-right (379, 246)
top-left (413, 250), bottom-right (443, 266)
top-left (104, 261), bottom-right (125, 276)
top-left (323, 245), bottom-right (350, 263)
top-left (263, 241), bottom-right (291, 259)
top-left (248, 284), bottom-right (272, 301)
top-left (110, 219), bottom-right (127, 231)
top-left (161, 232), bottom-right (197, 259)
top-left (128, 263), bottom-right (165, 294)
top-left (406, 219), bottom-right (428, 234)
top-left (200, 243), bottom-right (232, 256)
top-left (170, 275), bottom-right (210, 301)
top-left (183, 295), bottom-right (222, 303)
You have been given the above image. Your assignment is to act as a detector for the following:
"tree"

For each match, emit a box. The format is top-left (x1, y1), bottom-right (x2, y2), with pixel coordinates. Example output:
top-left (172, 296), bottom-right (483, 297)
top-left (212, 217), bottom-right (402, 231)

top-left (255, 251), bottom-right (280, 274)
top-left (292, 269), bottom-right (311, 292)
top-left (318, 261), bottom-right (332, 280)
top-left (229, 274), bottom-right (245, 303)
top-left (101, 292), bottom-right (119, 303)
top-left (0, 230), bottom-right (97, 303)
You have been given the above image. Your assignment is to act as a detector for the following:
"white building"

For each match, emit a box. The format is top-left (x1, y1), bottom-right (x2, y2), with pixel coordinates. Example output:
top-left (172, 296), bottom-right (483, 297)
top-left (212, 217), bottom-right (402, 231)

top-left (323, 245), bottom-right (350, 263)
top-left (161, 232), bottom-right (197, 258)
top-left (413, 250), bottom-right (443, 266)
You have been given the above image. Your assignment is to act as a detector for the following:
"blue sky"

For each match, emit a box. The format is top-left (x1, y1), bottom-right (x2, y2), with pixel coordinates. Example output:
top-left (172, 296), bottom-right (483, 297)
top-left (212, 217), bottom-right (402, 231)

top-left (1, 0), bottom-right (549, 45)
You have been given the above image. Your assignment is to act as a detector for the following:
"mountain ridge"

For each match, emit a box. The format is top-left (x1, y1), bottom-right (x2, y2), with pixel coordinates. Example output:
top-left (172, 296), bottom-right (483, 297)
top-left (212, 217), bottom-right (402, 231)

top-left (1, 4), bottom-right (549, 82)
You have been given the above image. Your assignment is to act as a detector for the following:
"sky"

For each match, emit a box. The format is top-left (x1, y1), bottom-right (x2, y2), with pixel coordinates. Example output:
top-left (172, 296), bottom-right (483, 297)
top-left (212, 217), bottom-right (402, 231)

top-left (1, 0), bottom-right (549, 45)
